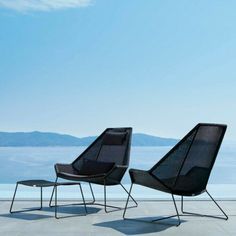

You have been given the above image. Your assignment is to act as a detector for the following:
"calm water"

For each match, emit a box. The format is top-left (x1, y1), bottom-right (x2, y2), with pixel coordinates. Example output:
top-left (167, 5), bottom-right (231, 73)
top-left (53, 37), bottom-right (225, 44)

top-left (0, 145), bottom-right (236, 184)
top-left (0, 145), bottom-right (235, 198)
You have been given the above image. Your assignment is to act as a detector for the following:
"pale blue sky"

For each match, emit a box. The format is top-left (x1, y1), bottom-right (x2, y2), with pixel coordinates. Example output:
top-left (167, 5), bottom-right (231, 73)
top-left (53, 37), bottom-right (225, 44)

top-left (0, 0), bottom-right (236, 139)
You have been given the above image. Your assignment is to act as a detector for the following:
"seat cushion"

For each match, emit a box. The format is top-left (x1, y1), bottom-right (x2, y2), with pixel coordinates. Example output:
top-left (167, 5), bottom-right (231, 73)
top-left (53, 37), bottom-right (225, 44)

top-left (55, 163), bottom-right (106, 182)
top-left (74, 159), bottom-right (115, 175)
top-left (55, 163), bottom-right (79, 176)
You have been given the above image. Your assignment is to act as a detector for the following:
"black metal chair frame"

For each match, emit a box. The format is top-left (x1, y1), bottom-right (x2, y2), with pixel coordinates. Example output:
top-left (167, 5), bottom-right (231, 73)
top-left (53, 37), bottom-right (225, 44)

top-left (49, 128), bottom-right (138, 218)
top-left (49, 177), bottom-right (138, 218)
top-left (180, 191), bottom-right (228, 220)
top-left (123, 123), bottom-right (228, 226)
top-left (51, 180), bottom-right (87, 219)
top-left (123, 184), bottom-right (228, 226)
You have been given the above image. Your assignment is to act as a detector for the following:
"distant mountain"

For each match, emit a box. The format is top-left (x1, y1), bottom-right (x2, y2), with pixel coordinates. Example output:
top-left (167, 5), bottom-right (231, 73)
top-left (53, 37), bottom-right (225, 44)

top-left (132, 133), bottom-right (178, 146)
top-left (0, 131), bottom-right (178, 147)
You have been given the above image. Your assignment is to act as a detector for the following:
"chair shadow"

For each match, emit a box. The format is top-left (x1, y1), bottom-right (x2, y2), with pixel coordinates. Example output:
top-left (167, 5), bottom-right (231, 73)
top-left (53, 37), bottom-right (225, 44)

top-left (94, 216), bottom-right (186, 235)
top-left (0, 206), bottom-right (101, 221)
top-left (0, 212), bottom-right (52, 221)
top-left (44, 205), bottom-right (101, 213)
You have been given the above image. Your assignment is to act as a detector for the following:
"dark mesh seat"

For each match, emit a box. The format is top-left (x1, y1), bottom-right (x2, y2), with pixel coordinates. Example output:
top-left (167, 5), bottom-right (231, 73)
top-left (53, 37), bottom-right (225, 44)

top-left (124, 123), bottom-right (228, 225)
top-left (55, 163), bottom-right (106, 181)
top-left (51, 127), bottom-right (137, 215)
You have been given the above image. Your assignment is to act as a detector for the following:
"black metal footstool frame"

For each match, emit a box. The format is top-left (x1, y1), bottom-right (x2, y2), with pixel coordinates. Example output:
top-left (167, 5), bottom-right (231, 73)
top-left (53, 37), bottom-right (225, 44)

top-left (9, 179), bottom-right (87, 219)
top-left (49, 179), bottom-right (87, 219)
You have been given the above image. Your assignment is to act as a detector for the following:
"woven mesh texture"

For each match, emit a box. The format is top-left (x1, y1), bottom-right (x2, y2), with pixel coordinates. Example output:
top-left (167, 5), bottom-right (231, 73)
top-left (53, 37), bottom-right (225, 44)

top-left (150, 124), bottom-right (226, 195)
top-left (72, 128), bottom-right (132, 170)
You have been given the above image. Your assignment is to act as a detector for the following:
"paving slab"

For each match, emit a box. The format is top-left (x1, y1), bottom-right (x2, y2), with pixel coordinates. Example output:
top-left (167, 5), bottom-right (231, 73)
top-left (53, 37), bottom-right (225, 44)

top-left (0, 200), bottom-right (235, 236)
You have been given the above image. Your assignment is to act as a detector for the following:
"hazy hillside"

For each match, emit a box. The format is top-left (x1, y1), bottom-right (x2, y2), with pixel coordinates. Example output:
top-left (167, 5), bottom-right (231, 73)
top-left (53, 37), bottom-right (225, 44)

top-left (132, 133), bottom-right (178, 146)
top-left (0, 131), bottom-right (178, 147)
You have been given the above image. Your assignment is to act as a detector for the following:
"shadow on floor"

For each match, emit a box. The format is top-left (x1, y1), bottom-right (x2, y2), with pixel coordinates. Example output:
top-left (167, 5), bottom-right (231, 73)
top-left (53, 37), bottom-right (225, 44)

top-left (0, 206), bottom-right (101, 221)
top-left (0, 212), bottom-right (52, 221)
top-left (94, 216), bottom-right (186, 235)
top-left (43, 205), bottom-right (101, 215)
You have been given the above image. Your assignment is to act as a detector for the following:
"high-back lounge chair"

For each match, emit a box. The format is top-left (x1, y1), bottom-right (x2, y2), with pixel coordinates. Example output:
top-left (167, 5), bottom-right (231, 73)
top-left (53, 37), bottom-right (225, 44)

top-left (50, 127), bottom-right (137, 218)
top-left (123, 123), bottom-right (228, 226)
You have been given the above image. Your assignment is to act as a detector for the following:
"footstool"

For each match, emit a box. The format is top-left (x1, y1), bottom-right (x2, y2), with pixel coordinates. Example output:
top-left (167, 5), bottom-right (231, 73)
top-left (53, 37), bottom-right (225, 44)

top-left (9, 179), bottom-right (86, 218)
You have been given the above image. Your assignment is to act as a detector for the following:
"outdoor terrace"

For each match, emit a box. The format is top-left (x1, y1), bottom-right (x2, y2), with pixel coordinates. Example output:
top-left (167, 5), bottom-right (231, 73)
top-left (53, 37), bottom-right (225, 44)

top-left (0, 199), bottom-right (235, 236)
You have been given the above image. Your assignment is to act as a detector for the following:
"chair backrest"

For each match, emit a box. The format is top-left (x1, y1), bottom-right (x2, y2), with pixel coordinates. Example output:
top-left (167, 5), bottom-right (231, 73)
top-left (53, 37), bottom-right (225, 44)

top-left (72, 127), bottom-right (132, 170)
top-left (150, 123), bottom-right (226, 195)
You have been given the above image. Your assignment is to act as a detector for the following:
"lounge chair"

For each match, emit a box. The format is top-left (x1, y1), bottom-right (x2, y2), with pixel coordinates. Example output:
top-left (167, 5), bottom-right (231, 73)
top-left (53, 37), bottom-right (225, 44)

top-left (123, 123), bottom-right (228, 226)
top-left (50, 127), bottom-right (137, 218)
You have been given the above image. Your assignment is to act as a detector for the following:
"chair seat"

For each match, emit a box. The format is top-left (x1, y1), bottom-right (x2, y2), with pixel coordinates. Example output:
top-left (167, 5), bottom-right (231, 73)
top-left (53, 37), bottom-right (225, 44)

top-left (55, 163), bottom-right (106, 181)
top-left (129, 168), bottom-right (208, 196)
top-left (129, 168), bottom-right (171, 194)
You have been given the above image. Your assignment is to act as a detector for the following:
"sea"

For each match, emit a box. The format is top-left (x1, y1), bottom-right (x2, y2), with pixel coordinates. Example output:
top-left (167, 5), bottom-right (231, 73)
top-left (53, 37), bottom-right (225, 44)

top-left (0, 145), bottom-right (235, 199)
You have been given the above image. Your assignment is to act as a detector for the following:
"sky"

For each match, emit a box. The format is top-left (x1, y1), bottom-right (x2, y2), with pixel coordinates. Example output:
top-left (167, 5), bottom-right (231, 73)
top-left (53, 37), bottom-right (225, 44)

top-left (0, 0), bottom-right (236, 140)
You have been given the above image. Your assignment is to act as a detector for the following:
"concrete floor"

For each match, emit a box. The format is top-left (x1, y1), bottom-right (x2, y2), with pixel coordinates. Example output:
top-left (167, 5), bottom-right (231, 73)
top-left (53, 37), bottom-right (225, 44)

top-left (0, 200), bottom-right (235, 236)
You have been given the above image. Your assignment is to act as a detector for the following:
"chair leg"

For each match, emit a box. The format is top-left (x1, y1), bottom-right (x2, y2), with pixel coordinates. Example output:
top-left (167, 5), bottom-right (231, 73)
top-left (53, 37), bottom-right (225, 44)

top-left (51, 180), bottom-right (137, 214)
top-left (104, 182), bottom-right (108, 213)
top-left (79, 184), bottom-right (87, 214)
top-left (181, 196), bottom-right (184, 213)
top-left (181, 190), bottom-right (228, 220)
top-left (123, 184), bottom-right (181, 226)
top-left (10, 183), bottom-right (43, 213)
top-left (150, 194), bottom-right (181, 226)
top-left (88, 183), bottom-right (96, 204)
top-left (206, 190), bottom-right (228, 220)
top-left (54, 180), bottom-right (58, 219)
top-left (120, 183), bottom-right (138, 207)
top-left (103, 181), bottom-right (122, 213)
top-left (123, 183), bottom-right (134, 219)
top-left (53, 179), bottom-right (87, 219)
top-left (9, 183), bottom-right (18, 213)
top-left (40, 187), bottom-right (43, 209)
top-left (84, 182), bottom-right (137, 213)
top-left (49, 177), bottom-right (58, 207)
top-left (171, 194), bottom-right (181, 226)
top-left (151, 194), bottom-right (180, 226)
top-left (77, 183), bottom-right (95, 205)
top-left (101, 182), bottom-right (138, 213)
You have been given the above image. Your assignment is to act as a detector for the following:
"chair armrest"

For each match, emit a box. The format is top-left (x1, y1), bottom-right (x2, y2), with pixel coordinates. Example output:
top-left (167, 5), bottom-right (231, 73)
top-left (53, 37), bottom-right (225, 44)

top-left (129, 168), bottom-right (172, 192)
top-left (129, 168), bottom-right (150, 183)
top-left (54, 163), bottom-right (71, 173)
top-left (104, 165), bottom-right (128, 183)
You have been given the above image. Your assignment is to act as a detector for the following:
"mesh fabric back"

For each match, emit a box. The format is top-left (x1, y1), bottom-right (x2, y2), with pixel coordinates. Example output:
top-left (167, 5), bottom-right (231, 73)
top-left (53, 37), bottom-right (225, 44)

top-left (72, 128), bottom-right (132, 170)
top-left (151, 124), bottom-right (226, 194)
top-left (151, 128), bottom-right (197, 188)
top-left (97, 145), bottom-right (127, 165)
top-left (72, 136), bottom-right (103, 170)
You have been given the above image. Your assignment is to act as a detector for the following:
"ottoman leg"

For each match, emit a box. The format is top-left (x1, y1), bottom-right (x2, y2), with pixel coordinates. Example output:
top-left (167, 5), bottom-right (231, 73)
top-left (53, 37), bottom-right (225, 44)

top-left (9, 183), bottom-right (43, 213)
top-left (9, 183), bottom-right (19, 213)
